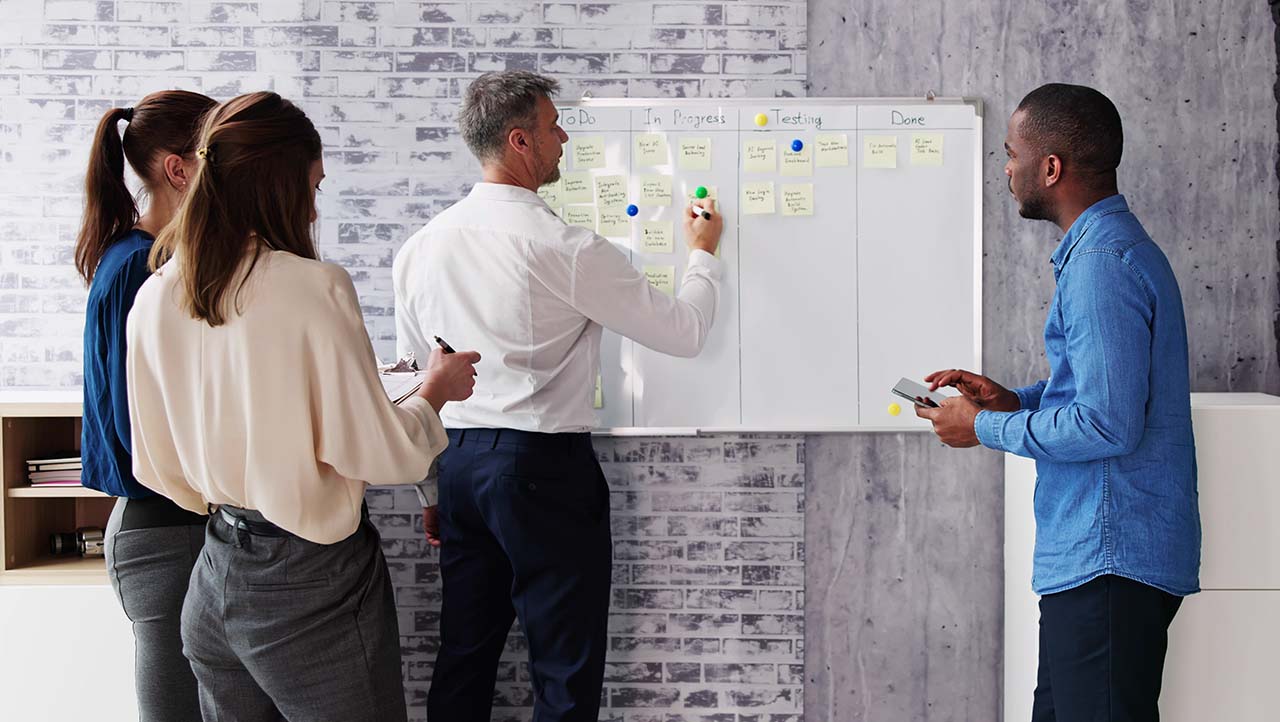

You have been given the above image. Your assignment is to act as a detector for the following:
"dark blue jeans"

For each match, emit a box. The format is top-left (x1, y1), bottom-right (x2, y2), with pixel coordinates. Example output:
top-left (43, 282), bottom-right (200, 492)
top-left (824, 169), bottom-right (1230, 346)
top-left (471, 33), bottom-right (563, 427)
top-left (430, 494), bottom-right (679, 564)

top-left (1032, 574), bottom-right (1183, 722)
top-left (428, 428), bottom-right (612, 722)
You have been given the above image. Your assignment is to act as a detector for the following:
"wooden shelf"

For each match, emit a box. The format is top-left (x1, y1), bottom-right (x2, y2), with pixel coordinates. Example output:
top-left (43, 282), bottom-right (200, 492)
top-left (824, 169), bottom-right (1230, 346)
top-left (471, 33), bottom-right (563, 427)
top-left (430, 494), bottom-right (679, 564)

top-left (0, 554), bottom-right (106, 585)
top-left (1, 401), bottom-right (111, 585)
top-left (8, 486), bottom-right (107, 499)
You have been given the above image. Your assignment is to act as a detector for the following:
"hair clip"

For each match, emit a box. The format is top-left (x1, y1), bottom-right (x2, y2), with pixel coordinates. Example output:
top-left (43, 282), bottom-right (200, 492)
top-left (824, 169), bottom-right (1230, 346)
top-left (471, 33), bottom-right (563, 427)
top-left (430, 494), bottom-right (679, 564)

top-left (196, 146), bottom-right (213, 162)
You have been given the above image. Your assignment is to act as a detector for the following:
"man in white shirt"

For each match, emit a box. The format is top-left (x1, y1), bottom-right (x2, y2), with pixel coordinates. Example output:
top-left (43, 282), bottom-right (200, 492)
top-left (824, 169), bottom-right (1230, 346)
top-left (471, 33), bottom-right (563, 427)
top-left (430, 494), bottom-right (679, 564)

top-left (393, 70), bottom-right (723, 721)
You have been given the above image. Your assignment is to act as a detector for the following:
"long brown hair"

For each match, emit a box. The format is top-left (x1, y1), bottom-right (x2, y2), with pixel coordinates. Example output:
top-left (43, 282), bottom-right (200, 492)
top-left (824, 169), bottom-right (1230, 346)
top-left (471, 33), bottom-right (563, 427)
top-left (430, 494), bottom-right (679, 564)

top-left (153, 91), bottom-right (322, 326)
top-left (74, 90), bottom-right (216, 284)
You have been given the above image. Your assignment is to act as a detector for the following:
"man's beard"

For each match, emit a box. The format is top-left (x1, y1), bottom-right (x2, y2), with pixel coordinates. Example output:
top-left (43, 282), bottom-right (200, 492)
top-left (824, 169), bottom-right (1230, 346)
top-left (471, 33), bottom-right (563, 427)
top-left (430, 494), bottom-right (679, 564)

top-left (542, 163), bottom-right (561, 186)
top-left (1012, 177), bottom-right (1052, 221)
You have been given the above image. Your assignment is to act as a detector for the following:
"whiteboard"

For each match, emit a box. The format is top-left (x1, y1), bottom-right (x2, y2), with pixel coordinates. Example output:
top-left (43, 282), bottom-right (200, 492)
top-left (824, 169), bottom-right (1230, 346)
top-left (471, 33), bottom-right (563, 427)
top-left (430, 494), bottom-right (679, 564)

top-left (545, 98), bottom-right (982, 433)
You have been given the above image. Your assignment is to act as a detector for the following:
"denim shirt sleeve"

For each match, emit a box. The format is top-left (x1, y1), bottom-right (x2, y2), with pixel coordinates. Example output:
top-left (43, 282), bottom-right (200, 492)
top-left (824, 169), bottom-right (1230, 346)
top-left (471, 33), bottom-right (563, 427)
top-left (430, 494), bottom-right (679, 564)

top-left (1013, 380), bottom-right (1047, 411)
top-left (107, 247), bottom-right (153, 455)
top-left (975, 251), bottom-right (1153, 460)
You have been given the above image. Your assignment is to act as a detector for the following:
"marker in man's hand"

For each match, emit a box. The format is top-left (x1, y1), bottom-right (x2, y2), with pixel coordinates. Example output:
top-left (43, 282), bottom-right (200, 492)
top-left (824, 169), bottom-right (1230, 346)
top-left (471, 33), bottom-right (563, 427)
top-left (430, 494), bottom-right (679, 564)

top-left (690, 204), bottom-right (711, 220)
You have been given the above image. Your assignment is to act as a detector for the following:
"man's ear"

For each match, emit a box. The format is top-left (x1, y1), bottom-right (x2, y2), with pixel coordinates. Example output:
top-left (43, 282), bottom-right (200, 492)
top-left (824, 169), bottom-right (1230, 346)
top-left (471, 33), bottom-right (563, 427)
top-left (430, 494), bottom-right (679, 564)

top-left (507, 126), bottom-right (531, 156)
top-left (1044, 153), bottom-right (1062, 188)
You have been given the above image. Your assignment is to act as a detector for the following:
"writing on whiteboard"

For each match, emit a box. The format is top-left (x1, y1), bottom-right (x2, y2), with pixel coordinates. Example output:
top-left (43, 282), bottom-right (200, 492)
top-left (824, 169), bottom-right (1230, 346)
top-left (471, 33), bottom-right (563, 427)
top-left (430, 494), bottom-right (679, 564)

top-left (890, 110), bottom-right (926, 126)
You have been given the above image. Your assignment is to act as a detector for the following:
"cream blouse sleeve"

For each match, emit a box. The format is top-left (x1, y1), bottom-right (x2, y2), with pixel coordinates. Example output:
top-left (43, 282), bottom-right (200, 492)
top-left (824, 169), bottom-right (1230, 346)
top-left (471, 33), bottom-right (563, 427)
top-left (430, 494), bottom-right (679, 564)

top-left (312, 266), bottom-right (449, 489)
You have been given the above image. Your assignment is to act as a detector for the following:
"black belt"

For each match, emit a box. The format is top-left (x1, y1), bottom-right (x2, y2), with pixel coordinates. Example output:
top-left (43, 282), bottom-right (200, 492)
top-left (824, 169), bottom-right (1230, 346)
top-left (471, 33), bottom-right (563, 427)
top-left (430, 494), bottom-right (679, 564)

top-left (217, 506), bottom-right (289, 537)
top-left (217, 502), bottom-right (371, 539)
top-left (448, 428), bottom-right (593, 451)
top-left (120, 494), bottom-right (207, 531)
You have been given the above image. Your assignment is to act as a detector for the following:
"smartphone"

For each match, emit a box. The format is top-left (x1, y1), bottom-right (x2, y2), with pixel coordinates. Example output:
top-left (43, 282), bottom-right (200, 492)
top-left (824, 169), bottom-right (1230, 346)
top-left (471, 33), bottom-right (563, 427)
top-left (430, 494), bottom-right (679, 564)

top-left (891, 377), bottom-right (948, 408)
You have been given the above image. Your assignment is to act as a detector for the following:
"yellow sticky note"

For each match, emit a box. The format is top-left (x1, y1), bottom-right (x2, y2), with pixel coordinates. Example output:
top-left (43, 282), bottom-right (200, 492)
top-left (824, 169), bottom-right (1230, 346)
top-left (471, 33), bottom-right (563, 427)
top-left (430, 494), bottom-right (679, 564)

top-left (573, 136), bottom-right (606, 169)
top-left (561, 172), bottom-right (593, 204)
top-left (815, 134), bottom-right (849, 167)
top-left (741, 181), bottom-right (775, 215)
top-left (911, 133), bottom-right (944, 166)
top-left (594, 374), bottom-right (603, 409)
top-left (537, 179), bottom-right (563, 207)
top-left (564, 205), bottom-right (597, 230)
top-left (864, 135), bottom-right (898, 168)
top-left (638, 175), bottom-right (672, 207)
top-left (639, 221), bottom-right (674, 253)
top-left (644, 265), bottom-right (676, 295)
top-left (781, 183), bottom-right (814, 216)
top-left (598, 209), bottom-right (630, 237)
top-left (634, 133), bottom-right (669, 166)
top-left (781, 146), bottom-right (812, 177)
top-left (743, 140), bottom-right (776, 173)
top-left (594, 175), bottom-right (627, 209)
top-left (678, 137), bottom-right (712, 171)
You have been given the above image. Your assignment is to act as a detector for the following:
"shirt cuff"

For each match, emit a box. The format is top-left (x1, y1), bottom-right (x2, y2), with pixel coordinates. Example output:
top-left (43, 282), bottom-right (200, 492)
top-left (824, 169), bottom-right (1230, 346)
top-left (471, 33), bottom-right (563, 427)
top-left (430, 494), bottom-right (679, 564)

top-left (414, 470), bottom-right (437, 507)
top-left (1013, 386), bottom-right (1039, 411)
top-left (688, 249), bottom-right (724, 278)
top-left (974, 409), bottom-right (1006, 451)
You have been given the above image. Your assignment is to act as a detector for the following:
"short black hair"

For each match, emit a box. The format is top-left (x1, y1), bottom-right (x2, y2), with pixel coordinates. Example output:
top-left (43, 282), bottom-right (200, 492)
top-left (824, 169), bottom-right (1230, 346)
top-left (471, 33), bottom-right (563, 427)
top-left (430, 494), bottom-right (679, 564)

top-left (1015, 83), bottom-right (1123, 176)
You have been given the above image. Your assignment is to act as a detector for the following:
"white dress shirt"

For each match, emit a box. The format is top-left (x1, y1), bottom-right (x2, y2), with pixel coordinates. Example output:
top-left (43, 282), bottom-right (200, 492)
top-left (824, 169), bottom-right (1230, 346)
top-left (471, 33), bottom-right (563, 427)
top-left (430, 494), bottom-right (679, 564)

top-left (394, 181), bottom-right (723, 434)
top-left (126, 249), bottom-right (449, 543)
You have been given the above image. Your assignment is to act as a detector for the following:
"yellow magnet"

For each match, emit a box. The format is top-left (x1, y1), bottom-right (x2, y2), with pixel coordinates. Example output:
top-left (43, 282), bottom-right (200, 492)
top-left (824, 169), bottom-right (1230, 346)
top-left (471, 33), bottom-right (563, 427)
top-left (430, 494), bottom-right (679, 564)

top-left (887, 403), bottom-right (902, 417)
top-left (754, 113), bottom-right (769, 127)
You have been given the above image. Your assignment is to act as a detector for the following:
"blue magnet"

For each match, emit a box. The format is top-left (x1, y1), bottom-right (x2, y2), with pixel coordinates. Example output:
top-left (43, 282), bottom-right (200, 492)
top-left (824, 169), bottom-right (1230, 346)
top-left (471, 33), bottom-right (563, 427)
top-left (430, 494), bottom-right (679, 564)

top-left (791, 139), bottom-right (804, 152)
top-left (626, 204), bottom-right (639, 217)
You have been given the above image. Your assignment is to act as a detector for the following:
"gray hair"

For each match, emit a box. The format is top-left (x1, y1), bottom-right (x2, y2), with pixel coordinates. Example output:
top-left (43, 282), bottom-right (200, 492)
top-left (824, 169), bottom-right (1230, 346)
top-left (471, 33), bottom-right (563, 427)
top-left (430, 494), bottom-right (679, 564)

top-left (459, 71), bottom-right (561, 163)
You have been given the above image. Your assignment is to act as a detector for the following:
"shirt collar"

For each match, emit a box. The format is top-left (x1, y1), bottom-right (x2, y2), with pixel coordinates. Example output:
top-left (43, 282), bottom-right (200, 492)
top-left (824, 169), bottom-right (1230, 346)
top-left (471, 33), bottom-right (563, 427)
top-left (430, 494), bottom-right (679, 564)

top-left (1050, 193), bottom-right (1129, 270)
top-left (467, 181), bottom-right (548, 207)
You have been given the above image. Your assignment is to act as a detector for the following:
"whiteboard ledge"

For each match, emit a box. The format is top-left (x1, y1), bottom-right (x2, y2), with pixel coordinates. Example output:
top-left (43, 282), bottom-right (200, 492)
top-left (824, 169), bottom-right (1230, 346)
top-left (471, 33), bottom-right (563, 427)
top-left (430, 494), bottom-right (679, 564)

top-left (592, 426), bottom-right (938, 436)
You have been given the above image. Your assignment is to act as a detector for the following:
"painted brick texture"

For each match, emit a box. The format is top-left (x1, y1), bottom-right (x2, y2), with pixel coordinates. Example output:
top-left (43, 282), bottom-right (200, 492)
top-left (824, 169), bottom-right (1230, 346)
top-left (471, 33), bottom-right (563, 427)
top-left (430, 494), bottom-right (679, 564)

top-left (0, 2), bottom-right (807, 720)
top-left (371, 435), bottom-right (806, 721)
top-left (0, 0), bottom-right (805, 385)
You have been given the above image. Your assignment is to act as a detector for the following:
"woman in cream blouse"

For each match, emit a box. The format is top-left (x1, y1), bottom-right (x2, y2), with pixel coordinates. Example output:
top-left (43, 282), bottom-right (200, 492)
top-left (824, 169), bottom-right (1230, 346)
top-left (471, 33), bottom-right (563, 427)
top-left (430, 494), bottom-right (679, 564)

top-left (125, 91), bottom-right (480, 722)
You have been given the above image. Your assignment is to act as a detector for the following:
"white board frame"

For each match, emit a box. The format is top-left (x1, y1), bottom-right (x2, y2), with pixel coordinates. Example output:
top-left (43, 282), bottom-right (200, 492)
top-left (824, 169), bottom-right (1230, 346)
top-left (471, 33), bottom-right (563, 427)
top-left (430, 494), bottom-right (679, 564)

top-left (552, 97), bottom-right (984, 435)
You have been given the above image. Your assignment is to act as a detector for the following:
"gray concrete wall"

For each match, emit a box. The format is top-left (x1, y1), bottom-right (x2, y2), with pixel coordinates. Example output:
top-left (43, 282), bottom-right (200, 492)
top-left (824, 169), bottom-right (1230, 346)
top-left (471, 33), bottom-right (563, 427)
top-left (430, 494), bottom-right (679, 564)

top-left (804, 1), bottom-right (1280, 719)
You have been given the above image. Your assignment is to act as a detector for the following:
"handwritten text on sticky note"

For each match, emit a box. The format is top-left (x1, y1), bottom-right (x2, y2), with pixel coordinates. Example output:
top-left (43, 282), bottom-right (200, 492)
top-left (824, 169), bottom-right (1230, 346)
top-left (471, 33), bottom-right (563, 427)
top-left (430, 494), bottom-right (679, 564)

top-left (634, 134), bottom-right (669, 166)
top-left (644, 265), bottom-right (676, 295)
top-left (863, 135), bottom-right (898, 168)
top-left (594, 175), bottom-right (627, 209)
top-left (573, 136), bottom-right (605, 169)
top-left (639, 175), bottom-right (672, 206)
top-left (743, 140), bottom-right (777, 173)
top-left (639, 221), bottom-right (675, 253)
top-left (781, 183), bottom-right (814, 216)
top-left (781, 146), bottom-right (812, 177)
top-left (678, 137), bottom-right (712, 171)
top-left (815, 134), bottom-right (849, 167)
top-left (741, 181), bottom-right (775, 215)
top-left (561, 172), bottom-right (593, 204)
top-left (910, 133), bottom-right (944, 166)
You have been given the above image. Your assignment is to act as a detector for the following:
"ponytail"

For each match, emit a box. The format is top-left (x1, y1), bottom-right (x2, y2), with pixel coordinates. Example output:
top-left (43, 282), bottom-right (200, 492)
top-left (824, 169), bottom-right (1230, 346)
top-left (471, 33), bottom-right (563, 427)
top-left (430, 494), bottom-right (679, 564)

top-left (74, 107), bottom-right (137, 284)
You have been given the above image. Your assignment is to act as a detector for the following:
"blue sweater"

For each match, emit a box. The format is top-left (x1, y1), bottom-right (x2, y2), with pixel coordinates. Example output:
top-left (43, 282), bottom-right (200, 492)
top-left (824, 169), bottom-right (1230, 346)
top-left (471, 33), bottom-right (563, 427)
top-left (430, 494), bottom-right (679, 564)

top-left (82, 230), bottom-right (155, 498)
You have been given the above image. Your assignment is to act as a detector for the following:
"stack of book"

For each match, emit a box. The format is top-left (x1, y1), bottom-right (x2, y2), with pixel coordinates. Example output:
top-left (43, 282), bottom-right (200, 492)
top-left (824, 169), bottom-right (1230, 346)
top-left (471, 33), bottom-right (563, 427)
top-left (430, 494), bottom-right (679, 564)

top-left (26, 454), bottom-right (82, 487)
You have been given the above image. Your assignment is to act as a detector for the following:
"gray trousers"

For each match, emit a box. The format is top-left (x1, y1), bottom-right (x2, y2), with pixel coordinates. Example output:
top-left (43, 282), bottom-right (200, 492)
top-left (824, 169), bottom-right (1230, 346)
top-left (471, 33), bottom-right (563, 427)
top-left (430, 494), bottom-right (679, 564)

top-left (105, 497), bottom-right (206, 722)
top-left (181, 508), bottom-right (407, 722)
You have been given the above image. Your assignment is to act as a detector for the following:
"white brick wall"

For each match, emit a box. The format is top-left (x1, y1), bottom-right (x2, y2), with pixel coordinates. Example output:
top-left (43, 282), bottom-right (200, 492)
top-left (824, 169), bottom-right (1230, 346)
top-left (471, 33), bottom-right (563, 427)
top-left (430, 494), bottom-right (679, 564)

top-left (0, 2), bottom-right (807, 718)
top-left (370, 435), bottom-right (805, 721)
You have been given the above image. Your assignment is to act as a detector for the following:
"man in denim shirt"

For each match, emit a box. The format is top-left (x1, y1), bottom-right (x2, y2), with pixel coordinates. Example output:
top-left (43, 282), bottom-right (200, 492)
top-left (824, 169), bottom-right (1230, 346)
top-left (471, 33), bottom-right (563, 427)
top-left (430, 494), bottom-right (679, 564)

top-left (918, 84), bottom-right (1200, 722)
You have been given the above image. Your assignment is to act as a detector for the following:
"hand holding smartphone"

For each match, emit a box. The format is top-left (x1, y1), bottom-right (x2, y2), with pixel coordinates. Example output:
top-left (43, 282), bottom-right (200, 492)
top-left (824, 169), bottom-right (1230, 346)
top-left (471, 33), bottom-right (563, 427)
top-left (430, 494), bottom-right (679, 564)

top-left (891, 377), bottom-right (949, 409)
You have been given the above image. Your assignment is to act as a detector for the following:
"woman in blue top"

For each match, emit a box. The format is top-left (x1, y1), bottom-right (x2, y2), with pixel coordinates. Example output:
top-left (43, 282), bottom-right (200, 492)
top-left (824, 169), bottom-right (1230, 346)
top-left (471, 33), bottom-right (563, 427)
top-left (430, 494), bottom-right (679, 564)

top-left (76, 90), bottom-right (217, 722)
